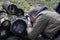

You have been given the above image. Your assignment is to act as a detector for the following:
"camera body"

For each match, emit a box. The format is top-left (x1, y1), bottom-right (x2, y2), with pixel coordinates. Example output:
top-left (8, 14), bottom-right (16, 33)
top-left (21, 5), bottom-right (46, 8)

top-left (0, 10), bottom-right (28, 40)
top-left (0, 1), bottom-right (28, 40)
top-left (9, 15), bottom-right (28, 36)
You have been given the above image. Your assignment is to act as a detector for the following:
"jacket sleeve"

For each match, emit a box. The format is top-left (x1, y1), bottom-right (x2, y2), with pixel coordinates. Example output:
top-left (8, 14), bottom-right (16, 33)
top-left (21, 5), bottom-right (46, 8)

top-left (28, 15), bottom-right (49, 40)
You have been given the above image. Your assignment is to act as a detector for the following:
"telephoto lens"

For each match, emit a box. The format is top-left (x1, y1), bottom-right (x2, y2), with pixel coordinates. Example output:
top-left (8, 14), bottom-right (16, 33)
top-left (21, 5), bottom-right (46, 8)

top-left (10, 19), bottom-right (27, 36)
top-left (0, 11), bottom-right (11, 30)
top-left (1, 20), bottom-right (11, 30)
top-left (6, 14), bottom-right (29, 40)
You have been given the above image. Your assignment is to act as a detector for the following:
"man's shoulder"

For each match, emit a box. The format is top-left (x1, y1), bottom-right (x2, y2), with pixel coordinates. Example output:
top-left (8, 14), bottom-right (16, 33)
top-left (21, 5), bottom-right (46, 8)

top-left (37, 10), bottom-right (60, 22)
top-left (37, 10), bottom-right (59, 17)
top-left (38, 10), bottom-right (57, 15)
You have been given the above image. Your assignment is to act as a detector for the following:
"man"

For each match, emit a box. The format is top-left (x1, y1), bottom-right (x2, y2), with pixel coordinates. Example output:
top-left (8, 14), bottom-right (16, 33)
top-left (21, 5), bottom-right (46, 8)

top-left (29, 6), bottom-right (48, 26)
top-left (28, 4), bottom-right (60, 40)
top-left (28, 10), bottom-right (60, 40)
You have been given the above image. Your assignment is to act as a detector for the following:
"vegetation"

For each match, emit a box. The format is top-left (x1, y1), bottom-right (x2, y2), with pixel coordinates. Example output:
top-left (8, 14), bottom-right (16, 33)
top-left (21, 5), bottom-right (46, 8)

top-left (0, 0), bottom-right (60, 12)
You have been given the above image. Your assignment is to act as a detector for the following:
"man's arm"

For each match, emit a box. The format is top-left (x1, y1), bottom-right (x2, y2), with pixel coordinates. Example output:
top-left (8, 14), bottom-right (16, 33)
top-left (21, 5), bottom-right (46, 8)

top-left (28, 15), bottom-right (49, 40)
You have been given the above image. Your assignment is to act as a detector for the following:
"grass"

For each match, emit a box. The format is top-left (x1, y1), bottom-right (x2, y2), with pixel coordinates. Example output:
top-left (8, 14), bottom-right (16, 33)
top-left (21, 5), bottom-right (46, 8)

top-left (0, 0), bottom-right (60, 12)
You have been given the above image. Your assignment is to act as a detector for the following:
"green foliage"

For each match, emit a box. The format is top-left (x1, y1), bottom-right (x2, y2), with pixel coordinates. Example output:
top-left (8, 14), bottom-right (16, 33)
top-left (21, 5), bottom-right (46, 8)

top-left (0, 0), bottom-right (60, 12)
top-left (25, 0), bottom-right (59, 11)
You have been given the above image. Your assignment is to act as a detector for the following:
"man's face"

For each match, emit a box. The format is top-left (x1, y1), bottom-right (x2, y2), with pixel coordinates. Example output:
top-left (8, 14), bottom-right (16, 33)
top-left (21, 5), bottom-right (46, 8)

top-left (30, 14), bottom-right (36, 23)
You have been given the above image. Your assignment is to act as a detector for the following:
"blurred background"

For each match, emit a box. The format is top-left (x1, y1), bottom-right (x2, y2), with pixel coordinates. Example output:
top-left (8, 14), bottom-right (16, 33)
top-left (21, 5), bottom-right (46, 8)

top-left (0, 0), bottom-right (60, 13)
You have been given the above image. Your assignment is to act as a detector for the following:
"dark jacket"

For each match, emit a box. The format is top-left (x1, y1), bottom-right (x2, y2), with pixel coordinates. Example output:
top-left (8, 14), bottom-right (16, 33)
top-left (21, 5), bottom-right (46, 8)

top-left (28, 10), bottom-right (60, 40)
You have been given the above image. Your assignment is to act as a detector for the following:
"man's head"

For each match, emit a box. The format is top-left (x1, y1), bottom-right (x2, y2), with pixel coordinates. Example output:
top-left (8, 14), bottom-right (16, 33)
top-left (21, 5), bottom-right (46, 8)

top-left (29, 6), bottom-right (48, 23)
top-left (29, 9), bottom-right (39, 23)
